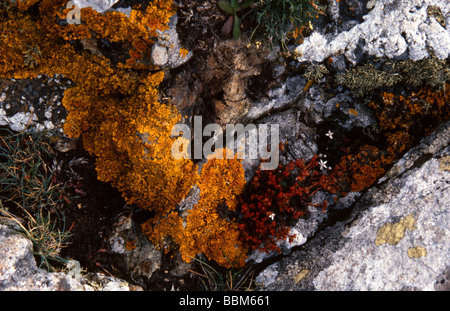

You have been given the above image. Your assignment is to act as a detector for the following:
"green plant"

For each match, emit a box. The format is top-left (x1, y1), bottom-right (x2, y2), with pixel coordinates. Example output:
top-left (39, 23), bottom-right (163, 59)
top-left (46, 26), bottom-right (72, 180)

top-left (187, 256), bottom-right (255, 291)
top-left (0, 127), bottom-right (73, 271)
top-left (0, 203), bottom-right (71, 271)
top-left (218, 0), bottom-right (257, 40)
top-left (0, 128), bottom-right (66, 212)
top-left (252, 0), bottom-right (324, 48)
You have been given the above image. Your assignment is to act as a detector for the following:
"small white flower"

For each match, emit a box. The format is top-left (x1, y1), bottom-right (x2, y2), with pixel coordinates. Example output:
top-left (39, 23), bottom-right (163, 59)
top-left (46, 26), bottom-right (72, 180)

top-left (325, 130), bottom-right (334, 139)
top-left (268, 212), bottom-right (275, 221)
top-left (318, 159), bottom-right (329, 171)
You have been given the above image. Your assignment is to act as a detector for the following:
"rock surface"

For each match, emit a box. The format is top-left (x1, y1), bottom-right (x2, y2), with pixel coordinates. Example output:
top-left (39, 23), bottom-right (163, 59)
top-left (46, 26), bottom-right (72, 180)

top-left (256, 121), bottom-right (450, 291)
top-left (0, 224), bottom-right (140, 291)
top-left (1, 0), bottom-right (449, 292)
top-left (74, 0), bottom-right (119, 13)
top-left (296, 0), bottom-right (450, 63)
top-left (0, 75), bottom-right (70, 133)
top-left (151, 15), bottom-right (193, 69)
top-left (107, 215), bottom-right (163, 287)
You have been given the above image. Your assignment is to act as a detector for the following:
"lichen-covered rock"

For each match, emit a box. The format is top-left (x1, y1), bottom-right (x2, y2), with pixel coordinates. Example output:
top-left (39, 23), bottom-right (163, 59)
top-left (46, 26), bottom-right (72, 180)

top-left (312, 153), bottom-right (449, 290)
top-left (0, 224), bottom-right (141, 291)
top-left (74, 0), bottom-right (119, 13)
top-left (256, 121), bottom-right (450, 291)
top-left (0, 75), bottom-right (71, 133)
top-left (296, 0), bottom-right (450, 63)
top-left (151, 15), bottom-right (193, 69)
top-left (108, 215), bottom-right (163, 286)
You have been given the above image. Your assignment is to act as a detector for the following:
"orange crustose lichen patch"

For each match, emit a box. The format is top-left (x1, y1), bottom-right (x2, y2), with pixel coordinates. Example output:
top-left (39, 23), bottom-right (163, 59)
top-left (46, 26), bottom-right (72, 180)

top-left (142, 148), bottom-right (248, 268)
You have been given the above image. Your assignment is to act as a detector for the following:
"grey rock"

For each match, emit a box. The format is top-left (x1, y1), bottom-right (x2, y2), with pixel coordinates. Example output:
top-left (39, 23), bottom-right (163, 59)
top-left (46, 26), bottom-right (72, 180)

top-left (245, 75), bottom-right (306, 122)
top-left (74, 0), bottom-right (119, 13)
top-left (0, 75), bottom-right (69, 133)
top-left (108, 215), bottom-right (163, 287)
top-left (0, 224), bottom-right (140, 291)
top-left (151, 15), bottom-right (193, 69)
top-left (434, 266), bottom-right (450, 291)
top-left (299, 85), bottom-right (376, 130)
top-left (296, 0), bottom-right (450, 63)
top-left (256, 121), bottom-right (450, 291)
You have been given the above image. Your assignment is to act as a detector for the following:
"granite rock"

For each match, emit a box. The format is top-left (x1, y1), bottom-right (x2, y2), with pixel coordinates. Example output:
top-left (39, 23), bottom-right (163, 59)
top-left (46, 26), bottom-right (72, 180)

top-left (296, 0), bottom-right (450, 63)
top-left (0, 224), bottom-right (141, 291)
top-left (256, 121), bottom-right (450, 291)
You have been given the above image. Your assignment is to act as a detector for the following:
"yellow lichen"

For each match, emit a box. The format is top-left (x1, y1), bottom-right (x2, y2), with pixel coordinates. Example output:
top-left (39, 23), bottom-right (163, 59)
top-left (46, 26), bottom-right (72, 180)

top-left (375, 215), bottom-right (416, 246)
top-left (294, 269), bottom-right (309, 284)
top-left (438, 156), bottom-right (450, 172)
top-left (407, 246), bottom-right (427, 258)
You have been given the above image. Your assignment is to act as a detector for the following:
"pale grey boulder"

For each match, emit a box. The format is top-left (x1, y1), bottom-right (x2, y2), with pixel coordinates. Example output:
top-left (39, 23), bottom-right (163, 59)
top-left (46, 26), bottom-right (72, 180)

top-left (73, 0), bottom-right (119, 13)
top-left (295, 0), bottom-right (450, 63)
top-left (256, 121), bottom-right (450, 291)
top-left (0, 224), bottom-right (141, 291)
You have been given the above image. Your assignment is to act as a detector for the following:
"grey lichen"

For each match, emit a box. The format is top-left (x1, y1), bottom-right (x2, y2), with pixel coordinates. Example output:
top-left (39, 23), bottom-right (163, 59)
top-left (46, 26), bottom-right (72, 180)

top-left (336, 64), bottom-right (402, 97)
top-left (23, 44), bottom-right (42, 68)
top-left (395, 56), bottom-right (450, 91)
top-left (336, 56), bottom-right (450, 97)
top-left (304, 62), bottom-right (329, 83)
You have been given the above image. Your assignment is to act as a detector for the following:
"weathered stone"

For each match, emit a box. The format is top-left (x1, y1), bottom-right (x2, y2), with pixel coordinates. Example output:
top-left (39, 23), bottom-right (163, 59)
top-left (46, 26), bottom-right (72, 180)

top-left (108, 215), bottom-right (163, 286)
top-left (151, 15), bottom-right (193, 69)
top-left (0, 224), bottom-right (140, 291)
top-left (0, 75), bottom-right (70, 133)
top-left (296, 0), bottom-right (450, 63)
top-left (256, 121), bottom-right (450, 291)
top-left (74, 0), bottom-right (119, 13)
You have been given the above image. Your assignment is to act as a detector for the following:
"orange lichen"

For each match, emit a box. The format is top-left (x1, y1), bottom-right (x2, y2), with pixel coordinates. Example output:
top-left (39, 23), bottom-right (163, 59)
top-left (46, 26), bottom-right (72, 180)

top-left (336, 83), bottom-right (450, 194)
top-left (179, 48), bottom-right (189, 58)
top-left (348, 108), bottom-right (358, 116)
top-left (50, 0), bottom-right (174, 70)
top-left (1, 0), bottom-right (207, 254)
top-left (142, 148), bottom-right (248, 268)
top-left (1, 0), bottom-right (252, 269)
top-left (182, 149), bottom-right (248, 268)
top-left (337, 145), bottom-right (385, 193)
top-left (369, 84), bottom-right (450, 133)
top-left (125, 240), bottom-right (137, 251)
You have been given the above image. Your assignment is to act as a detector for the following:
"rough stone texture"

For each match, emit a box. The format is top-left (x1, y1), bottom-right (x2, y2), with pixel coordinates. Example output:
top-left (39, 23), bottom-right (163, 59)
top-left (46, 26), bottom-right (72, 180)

top-left (245, 75), bottom-right (306, 122)
top-left (298, 85), bottom-right (376, 130)
top-left (108, 215), bottom-right (163, 287)
top-left (151, 15), bottom-right (193, 69)
top-left (296, 0), bottom-right (450, 63)
top-left (0, 75), bottom-right (70, 133)
top-left (256, 121), bottom-right (450, 291)
top-left (0, 224), bottom-right (141, 291)
top-left (74, 0), bottom-right (119, 13)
